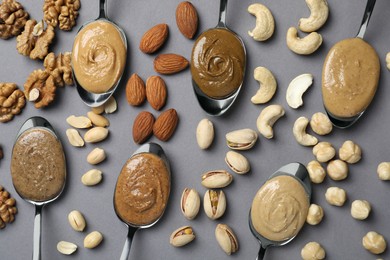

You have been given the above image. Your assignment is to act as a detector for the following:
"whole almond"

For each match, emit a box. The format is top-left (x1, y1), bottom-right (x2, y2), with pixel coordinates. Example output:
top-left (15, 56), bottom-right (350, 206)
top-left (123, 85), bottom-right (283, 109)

top-left (146, 76), bottom-right (167, 111)
top-left (139, 24), bottom-right (169, 54)
top-left (126, 73), bottom-right (146, 106)
top-left (153, 108), bottom-right (179, 141)
top-left (154, 54), bottom-right (189, 75)
top-left (176, 2), bottom-right (198, 39)
top-left (133, 111), bottom-right (155, 144)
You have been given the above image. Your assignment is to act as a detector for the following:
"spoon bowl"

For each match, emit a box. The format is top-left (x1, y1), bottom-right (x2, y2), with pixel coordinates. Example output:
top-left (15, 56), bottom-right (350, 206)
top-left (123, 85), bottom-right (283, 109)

top-left (191, 0), bottom-right (246, 116)
top-left (11, 117), bottom-right (66, 260)
top-left (113, 143), bottom-right (171, 260)
top-left (249, 163), bottom-right (311, 260)
top-left (72, 0), bottom-right (127, 107)
top-left (323, 0), bottom-right (376, 128)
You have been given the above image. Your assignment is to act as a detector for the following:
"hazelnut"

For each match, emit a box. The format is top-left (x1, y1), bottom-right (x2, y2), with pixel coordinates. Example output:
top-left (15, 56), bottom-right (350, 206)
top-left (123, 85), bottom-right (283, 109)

top-left (306, 204), bottom-right (324, 225)
top-left (362, 231), bottom-right (387, 255)
top-left (301, 241), bottom-right (326, 260)
top-left (310, 112), bottom-right (332, 136)
top-left (313, 142), bottom-right (336, 162)
top-left (377, 162), bottom-right (390, 181)
top-left (327, 159), bottom-right (348, 181)
top-left (351, 200), bottom-right (371, 220)
top-left (307, 161), bottom-right (326, 184)
top-left (325, 187), bottom-right (346, 206)
top-left (339, 140), bottom-right (362, 164)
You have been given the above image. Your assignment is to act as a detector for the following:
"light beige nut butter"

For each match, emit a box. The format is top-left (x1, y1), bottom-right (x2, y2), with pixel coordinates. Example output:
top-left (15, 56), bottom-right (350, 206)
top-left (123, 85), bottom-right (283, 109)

top-left (11, 128), bottom-right (65, 202)
top-left (72, 20), bottom-right (126, 94)
top-left (322, 38), bottom-right (380, 118)
top-left (251, 175), bottom-right (309, 241)
top-left (114, 153), bottom-right (170, 226)
top-left (191, 28), bottom-right (245, 99)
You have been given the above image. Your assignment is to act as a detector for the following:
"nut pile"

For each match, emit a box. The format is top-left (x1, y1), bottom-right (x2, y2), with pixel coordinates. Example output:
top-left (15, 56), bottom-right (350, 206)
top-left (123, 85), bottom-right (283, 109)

top-left (0, 185), bottom-right (17, 229)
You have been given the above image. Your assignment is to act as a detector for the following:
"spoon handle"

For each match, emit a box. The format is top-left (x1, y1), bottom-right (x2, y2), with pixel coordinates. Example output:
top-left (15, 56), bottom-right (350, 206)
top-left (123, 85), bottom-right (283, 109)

top-left (356, 0), bottom-right (376, 38)
top-left (32, 205), bottom-right (43, 260)
top-left (256, 246), bottom-right (266, 260)
top-left (119, 227), bottom-right (137, 260)
top-left (217, 0), bottom-right (228, 27)
top-left (98, 0), bottom-right (107, 19)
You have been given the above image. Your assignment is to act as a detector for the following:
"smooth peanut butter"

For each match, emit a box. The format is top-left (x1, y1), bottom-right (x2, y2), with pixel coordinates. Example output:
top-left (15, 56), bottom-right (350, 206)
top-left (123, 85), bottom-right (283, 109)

top-left (11, 128), bottom-right (66, 202)
top-left (322, 38), bottom-right (380, 118)
top-left (72, 20), bottom-right (126, 94)
top-left (114, 153), bottom-right (170, 226)
top-left (191, 28), bottom-right (245, 99)
top-left (251, 175), bottom-right (309, 241)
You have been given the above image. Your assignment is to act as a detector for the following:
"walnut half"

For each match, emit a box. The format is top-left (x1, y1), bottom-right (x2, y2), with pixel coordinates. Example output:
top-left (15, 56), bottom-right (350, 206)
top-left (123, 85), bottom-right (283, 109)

top-left (0, 0), bottom-right (29, 39)
top-left (16, 19), bottom-right (55, 60)
top-left (0, 82), bottom-right (25, 122)
top-left (43, 0), bottom-right (80, 31)
top-left (44, 52), bottom-right (73, 86)
top-left (24, 69), bottom-right (56, 108)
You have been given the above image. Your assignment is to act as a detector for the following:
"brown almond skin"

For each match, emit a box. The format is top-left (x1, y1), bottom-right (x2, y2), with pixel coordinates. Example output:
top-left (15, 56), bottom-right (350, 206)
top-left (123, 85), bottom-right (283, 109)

top-left (139, 24), bottom-right (169, 54)
top-left (154, 54), bottom-right (189, 75)
top-left (146, 76), bottom-right (167, 111)
top-left (176, 1), bottom-right (198, 39)
top-left (153, 108), bottom-right (179, 141)
top-left (133, 111), bottom-right (155, 144)
top-left (126, 73), bottom-right (146, 106)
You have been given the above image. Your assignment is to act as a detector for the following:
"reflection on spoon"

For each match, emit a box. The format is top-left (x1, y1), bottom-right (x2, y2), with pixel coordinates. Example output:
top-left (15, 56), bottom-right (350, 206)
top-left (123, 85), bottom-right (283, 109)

top-left (191, 0), bottom-right (246, 116)
top-left (113, 143), bottom-right (171, 260)
top-left (322, 0), bottom-right (378, 128)
top-left (71, 0), bottom-right (127, 107)
top-left (249, 163), bottom-right (311, 260)
top-left (10, 117), bottom-right (66, 260)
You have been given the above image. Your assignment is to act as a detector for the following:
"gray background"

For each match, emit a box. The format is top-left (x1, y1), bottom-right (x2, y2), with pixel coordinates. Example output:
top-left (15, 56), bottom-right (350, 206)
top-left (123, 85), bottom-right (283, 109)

top-left (1, 0), bottom-right (390, 259)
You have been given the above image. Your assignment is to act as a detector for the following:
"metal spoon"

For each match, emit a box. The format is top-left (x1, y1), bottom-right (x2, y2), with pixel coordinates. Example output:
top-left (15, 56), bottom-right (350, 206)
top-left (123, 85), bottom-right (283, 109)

top-left (248, 163), bottom-right (312, 260)
top-left (113, 143), bottom-right (171, 260)
top-left (11, 117), bottom-right (66, 260)
top-left (324, 0), bottom-right (376, 128)
top-left (191, 0), bottom-right (246, 116)
top-left (72, 0), bottom-right (127, 107)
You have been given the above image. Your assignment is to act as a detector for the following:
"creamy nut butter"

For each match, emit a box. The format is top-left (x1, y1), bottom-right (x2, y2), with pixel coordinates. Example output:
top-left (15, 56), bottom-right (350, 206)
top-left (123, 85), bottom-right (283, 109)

top-left (72, 20), bottom-right (126, 94)
top-left (11, 128), bottom-right (66, 202)
top-left (191, 28), bottom-right (245, 99)
top-left (114, 153), bottom-right (170, 226)
top-left (251, 175), bottom-right (309, 241)
top-left (322, 38), bottom-right (380, 118)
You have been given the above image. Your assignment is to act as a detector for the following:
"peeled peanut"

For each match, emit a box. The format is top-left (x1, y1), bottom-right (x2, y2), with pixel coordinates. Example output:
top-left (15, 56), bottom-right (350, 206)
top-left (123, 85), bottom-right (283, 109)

top-left (87, 111), bottom-right (109, 127)
top-left (84, 231), bottom-right (103, 249)
top-left (57, 241), bottom-right (77, 255)
top-left (84, 127), bottom-right (109, 143)
top-left (68, 210), bottom-right (86, 231)
top-left (81, 169), bottom-right (103, 186)
top-left (66, 129), bottom-right (84, 147)
top-left (87, 148), bottom-right (106, 165)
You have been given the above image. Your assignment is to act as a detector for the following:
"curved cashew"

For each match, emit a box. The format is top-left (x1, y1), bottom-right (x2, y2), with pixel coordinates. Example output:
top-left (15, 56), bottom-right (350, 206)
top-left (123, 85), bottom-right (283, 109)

top-left (286, 27), bottom-right (322, 55)
top-left (293, 117), bottom-right (318, 146)
top-left (286, 73), bottom-right (313, 109)
top-left (386, 52), bottom-right (390, 70)
top-left (256, 104), bottom-right (285, 139)
top-left (251, 66), bottom-right (277, 104)
top-left (299, 0), bottom-right (329, 33)
top-left (248, 3), bottom-right (275, 41)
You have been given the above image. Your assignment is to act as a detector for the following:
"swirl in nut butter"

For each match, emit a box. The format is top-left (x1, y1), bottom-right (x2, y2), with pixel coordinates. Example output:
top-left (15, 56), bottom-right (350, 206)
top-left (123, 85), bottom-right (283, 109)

top-left (251, 175), bottom-right (309, 241)
top-left (191, 28), bottom-right (245, 99)
top-left (72, 20), bottom-right (126, 94)
top-left (114, 153), bottom-right (170, 226)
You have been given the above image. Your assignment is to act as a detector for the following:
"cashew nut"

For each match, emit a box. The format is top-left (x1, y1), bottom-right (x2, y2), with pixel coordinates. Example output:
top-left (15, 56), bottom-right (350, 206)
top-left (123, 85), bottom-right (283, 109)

top-left (286, 73), bottom-right (313, 109)
top-left (286, 27), bottom-right (322, 55)
top-left (251, 67), bottom-right (277, 104)
top-left (386, 52), bottom-right (390, 70)
top-left (248, 3), bottom-right (275, 41)
top-left (293, 116), bottom-right (318, 146)
top-left (299, 0), bottom-right (329, 33)
top-left (256, 104), bottom-right (285, 139)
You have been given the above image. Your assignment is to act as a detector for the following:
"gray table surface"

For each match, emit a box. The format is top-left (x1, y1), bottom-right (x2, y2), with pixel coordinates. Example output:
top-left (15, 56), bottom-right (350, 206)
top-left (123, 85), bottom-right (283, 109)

top-left (1, 0), bottom-right (390, 259)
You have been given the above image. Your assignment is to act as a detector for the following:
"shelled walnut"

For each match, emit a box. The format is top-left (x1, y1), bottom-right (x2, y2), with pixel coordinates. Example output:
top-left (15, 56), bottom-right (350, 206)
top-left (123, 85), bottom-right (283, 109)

top-left (0, 0), bottom-right (29, 39)
top-left (43, 0), bottom-right (80, 31)
top-left (16, 19), bottom-right (55, 60)
top-left (24, 69), bottom-right (56, 108)
top-left (44, 52), bottom-right (73, 86)
top-left (0, 82), bottom-right (25, 122)
top-left (0, 185), bottom-right (17, 229)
